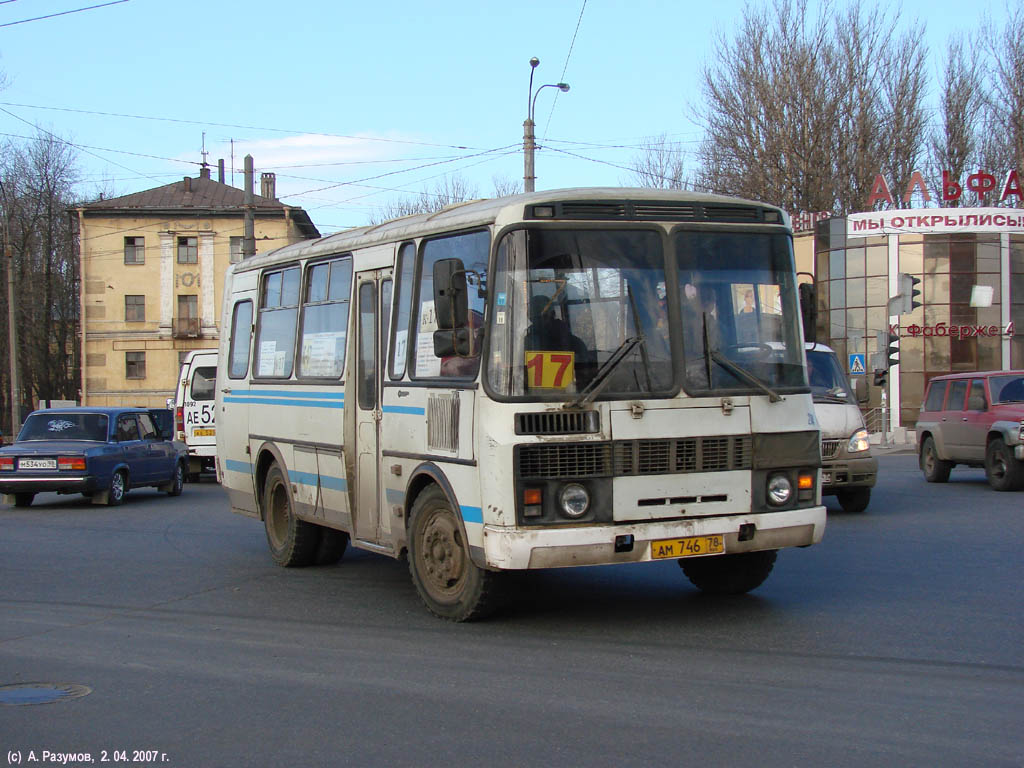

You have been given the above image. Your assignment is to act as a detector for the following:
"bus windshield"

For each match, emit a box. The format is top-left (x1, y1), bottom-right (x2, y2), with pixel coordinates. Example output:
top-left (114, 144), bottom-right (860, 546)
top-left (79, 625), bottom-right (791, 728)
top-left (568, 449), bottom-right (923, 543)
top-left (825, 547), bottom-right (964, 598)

top-left (676, 230), bottom-right (804, 395)
top-left (487, 228), bottom-right (671, 399)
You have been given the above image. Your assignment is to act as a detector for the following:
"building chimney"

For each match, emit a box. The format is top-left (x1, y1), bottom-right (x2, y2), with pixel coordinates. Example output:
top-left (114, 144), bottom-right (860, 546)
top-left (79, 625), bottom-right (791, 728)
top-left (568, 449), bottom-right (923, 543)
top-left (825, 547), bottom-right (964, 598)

top-left (218, 159), bottom-right (225, 184)
top-left (183, 176), bottom-right (192, 193)
top-left (261, 172), bottom-right (276, 200)
top-left (200, 165), bottom-right (210, 179)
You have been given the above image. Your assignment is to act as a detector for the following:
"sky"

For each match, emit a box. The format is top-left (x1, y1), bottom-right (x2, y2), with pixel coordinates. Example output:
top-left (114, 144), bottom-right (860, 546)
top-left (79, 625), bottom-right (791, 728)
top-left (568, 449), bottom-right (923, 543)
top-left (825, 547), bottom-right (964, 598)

top-left (0, 0), bottom-right (1010, 234)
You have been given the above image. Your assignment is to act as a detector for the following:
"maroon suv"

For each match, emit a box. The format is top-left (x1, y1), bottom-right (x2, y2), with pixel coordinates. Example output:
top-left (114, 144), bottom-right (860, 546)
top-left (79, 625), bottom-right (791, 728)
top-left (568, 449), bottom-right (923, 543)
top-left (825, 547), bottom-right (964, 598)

top-left (916, 371), bottom-right (1024, 491)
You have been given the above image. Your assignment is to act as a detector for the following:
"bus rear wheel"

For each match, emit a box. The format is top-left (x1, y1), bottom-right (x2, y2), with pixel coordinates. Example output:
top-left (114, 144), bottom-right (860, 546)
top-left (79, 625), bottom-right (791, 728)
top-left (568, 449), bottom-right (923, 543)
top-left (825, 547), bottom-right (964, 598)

top-left (262, 464), bottom-right (318, 567)
top-left (679, 550), bottom-right (778, 595)
top-left (407, 485), bottom-right (498, 622)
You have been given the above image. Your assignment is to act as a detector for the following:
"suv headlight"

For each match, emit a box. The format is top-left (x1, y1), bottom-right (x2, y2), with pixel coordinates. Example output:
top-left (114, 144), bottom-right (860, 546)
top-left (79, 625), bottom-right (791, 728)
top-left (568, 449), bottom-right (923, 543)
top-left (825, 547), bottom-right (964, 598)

top-left (848, 428), bottom-right (870, 454)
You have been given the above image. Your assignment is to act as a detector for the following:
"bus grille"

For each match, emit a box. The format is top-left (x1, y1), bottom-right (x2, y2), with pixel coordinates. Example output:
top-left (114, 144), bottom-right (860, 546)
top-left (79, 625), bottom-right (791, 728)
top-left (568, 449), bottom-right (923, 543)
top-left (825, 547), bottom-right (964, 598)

top-left (427, 393), bottom-right (459, 452)
top-left (515, 410), bottom-right (600, 435)
top-left (821, 439), bottom-right (842, 460)
top-left (518, 436), bottom-right (752, 479)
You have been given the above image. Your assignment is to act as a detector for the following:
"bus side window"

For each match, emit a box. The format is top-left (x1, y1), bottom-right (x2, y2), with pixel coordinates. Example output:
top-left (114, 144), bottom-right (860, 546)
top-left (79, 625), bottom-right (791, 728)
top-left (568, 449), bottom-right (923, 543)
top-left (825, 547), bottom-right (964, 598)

top-left (254, 266), bottom-right (300, 378)
top-left (228, 300), bottom-right (253, 379)
top-left (299, 256), bottom-right (351, 379)
top-left (389, 242), bottom-right (415, 380)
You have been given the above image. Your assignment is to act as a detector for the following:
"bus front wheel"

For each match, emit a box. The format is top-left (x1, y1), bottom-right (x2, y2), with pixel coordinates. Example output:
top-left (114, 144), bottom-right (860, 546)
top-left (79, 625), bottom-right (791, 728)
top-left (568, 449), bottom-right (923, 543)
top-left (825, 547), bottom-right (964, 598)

top-left (407, 485), bottom-right (499, 622)
top-left (262, 464), bottom-right (318, 567)
top-left (679, 550), bottom-right (778, 595)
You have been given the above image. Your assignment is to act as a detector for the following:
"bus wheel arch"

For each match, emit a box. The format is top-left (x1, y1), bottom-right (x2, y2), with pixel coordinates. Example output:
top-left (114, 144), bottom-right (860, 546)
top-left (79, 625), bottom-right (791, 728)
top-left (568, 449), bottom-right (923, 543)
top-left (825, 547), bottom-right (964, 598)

top-left (254, 443), bottom-right (287, 516)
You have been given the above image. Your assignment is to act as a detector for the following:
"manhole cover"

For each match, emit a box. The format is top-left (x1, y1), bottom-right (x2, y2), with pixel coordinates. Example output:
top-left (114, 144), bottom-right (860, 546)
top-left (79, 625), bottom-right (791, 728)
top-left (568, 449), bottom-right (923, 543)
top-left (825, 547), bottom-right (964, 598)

top-left (0, 683), bottom-right (92, 706)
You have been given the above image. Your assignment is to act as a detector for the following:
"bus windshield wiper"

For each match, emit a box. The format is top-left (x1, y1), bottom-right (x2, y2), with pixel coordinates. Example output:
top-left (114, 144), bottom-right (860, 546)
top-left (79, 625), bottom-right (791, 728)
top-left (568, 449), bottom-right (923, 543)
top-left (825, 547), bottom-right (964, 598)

top-left (567, 335), bottom-right (645, 408)
top-left (709, 350), bottom-right (783, 403)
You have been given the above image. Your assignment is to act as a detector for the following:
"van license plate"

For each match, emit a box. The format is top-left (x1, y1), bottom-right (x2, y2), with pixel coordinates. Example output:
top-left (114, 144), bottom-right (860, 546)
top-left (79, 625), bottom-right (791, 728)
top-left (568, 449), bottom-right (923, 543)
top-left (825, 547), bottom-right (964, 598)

top-left (650, 534), bottom-right (724, 560)
top-left (193, 428), bottom-right (215, 437)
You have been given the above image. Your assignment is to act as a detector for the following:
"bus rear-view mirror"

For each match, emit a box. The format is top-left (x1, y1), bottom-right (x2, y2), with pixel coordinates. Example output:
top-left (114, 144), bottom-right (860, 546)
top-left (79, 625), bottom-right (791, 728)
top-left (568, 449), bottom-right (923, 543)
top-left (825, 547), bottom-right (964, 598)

top-left (433, 258), bottom-right (469, 330)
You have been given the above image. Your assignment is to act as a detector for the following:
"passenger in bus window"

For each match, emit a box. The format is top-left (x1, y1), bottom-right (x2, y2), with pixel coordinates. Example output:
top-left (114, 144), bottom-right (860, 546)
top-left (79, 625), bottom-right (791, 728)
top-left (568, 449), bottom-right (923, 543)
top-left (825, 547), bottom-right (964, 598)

top-left (524, 295), bottom-right (586, 356)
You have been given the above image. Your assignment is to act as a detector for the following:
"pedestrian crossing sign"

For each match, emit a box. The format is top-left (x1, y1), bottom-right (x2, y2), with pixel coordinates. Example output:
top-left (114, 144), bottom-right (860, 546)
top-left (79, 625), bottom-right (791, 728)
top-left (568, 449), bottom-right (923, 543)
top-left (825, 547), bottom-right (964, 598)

top-left (849, 353), bottom-right (866, 375)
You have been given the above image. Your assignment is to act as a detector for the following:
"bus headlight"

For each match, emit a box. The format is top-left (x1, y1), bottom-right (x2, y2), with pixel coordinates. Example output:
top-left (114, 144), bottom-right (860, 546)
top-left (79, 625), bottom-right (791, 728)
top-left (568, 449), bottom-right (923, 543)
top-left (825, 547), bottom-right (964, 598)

top-left (848, 428), bottom-right (870, 453)
top-left (767, 473), bottom-right (793, 506)
top-left (559, 483), bottom-right (590, 518)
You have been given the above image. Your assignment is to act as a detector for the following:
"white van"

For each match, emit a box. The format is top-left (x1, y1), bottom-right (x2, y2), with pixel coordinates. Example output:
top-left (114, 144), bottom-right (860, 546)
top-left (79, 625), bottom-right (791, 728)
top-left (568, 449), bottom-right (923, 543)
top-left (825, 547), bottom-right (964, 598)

top-left (175, 350), bottom-right (218, 480)
top-left (805, 343), bottom-right (877, 513)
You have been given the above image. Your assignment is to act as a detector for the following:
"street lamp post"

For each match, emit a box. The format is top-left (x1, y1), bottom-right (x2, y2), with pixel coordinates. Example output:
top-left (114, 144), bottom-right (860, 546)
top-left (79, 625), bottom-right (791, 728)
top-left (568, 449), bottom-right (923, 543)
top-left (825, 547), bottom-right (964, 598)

top-left (523, 57), bottom-right (569, 193)
top-left (0, 178), bottom-right (18, 440)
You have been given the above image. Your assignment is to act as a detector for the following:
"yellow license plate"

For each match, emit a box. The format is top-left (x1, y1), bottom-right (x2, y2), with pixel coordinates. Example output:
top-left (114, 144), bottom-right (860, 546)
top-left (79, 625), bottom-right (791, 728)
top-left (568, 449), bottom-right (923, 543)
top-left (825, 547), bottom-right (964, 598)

top-left (650, 534), bottom-right (725, 560)
top-left (193, 428), bottom-right (215, 437)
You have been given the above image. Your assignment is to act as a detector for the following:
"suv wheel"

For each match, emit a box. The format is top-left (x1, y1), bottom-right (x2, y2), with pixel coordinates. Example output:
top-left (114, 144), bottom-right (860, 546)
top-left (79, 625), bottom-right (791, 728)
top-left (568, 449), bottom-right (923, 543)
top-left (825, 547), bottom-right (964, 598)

top-left (920, 436), bottom-right (952, 483)
top-left (985, 438), bottom-right (1024, 491)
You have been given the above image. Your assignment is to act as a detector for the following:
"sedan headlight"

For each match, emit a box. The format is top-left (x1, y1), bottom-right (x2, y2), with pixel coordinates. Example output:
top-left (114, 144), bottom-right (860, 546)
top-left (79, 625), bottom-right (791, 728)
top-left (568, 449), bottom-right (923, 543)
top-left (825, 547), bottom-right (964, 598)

top-left (767, 473), bottom-right (793, 506)
top-left (559, 483), bottom-right (590, 518)
top-left (848, 428), bottom-right (870, 454)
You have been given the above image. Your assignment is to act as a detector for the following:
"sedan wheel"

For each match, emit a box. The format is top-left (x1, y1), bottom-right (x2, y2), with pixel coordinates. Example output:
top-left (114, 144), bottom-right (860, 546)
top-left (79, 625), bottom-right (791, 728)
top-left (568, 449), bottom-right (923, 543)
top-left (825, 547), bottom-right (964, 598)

top-left (167, 462), bottom-right (185, 496)
top-left (107, 470), bottom-right (127, 506)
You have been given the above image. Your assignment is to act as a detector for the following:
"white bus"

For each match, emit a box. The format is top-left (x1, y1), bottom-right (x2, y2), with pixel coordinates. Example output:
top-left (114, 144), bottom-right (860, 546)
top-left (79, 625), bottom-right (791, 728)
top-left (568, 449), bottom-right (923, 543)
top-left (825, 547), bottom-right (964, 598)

top-left (215, 188), bottom-right (826, 621)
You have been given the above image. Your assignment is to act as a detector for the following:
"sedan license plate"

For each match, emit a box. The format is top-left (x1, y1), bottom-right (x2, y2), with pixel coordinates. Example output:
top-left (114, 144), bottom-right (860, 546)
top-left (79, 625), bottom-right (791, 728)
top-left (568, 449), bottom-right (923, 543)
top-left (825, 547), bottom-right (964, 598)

top-left (651, 534), bottom-right (724, 560)
top-left (821, 471), bottom-right (832, 484)
top-left (193, 428), bottom-right (215, 437)
top-left (18, 458), bottom-right (56, 470)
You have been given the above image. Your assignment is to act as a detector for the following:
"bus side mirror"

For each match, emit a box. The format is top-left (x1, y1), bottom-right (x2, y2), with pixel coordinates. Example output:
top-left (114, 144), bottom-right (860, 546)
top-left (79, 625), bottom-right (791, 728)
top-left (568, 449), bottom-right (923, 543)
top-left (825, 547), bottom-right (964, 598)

top-left (433, 258), bottom-right (468, 330)
top-left (798, 282), bottom-right (817, 344)
top-left (433, 328), bottom-right (479, 357)
top-left (854, 377), bottom-right (869, 403)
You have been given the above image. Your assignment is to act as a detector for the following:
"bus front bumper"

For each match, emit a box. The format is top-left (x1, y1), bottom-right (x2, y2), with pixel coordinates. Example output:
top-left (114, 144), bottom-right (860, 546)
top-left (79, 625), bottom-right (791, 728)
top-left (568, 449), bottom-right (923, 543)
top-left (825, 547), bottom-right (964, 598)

top-left (480, 506), bottom-right (826, 570)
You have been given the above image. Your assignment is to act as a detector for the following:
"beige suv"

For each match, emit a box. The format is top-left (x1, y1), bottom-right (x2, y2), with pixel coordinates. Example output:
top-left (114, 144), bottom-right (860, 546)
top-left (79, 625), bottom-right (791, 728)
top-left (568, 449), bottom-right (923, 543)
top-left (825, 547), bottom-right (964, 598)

top-left (916, 371), bottom-right (1024, 491)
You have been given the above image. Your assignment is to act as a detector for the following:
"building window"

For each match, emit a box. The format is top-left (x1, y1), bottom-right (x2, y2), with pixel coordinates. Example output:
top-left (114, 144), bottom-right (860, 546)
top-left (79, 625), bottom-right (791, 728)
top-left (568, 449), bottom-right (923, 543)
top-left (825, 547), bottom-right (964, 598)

top-left (124, 236), bottom-right (145, 264)
top-left (177, 236), bottom-right (198, 264)
top-left (175, 295), bottom-right (199, 337)
top-left (125, 295), bottom-right (145, 322)
top-left (126, 351), bottom-right (146, 379)
top-left (230, 236), bottom-right (243, 264)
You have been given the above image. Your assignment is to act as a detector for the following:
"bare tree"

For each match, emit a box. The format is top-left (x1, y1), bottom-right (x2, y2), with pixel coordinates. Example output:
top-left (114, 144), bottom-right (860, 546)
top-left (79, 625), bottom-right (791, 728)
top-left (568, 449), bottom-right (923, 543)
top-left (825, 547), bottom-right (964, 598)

top-left (490, 175), bottom-right (523, 197)
top-left (931, 37), bottom-right (984, 206)
top-left (370, 174), bottom-right (480, 224)
top-left (625, 133), bottom-right (687, 189)
top-left (695, 0), bottom-right (928, 215)
top-left (979, 4), bottom-right (1024, 207)
top-left (0, 132), bottom-right (81, 433)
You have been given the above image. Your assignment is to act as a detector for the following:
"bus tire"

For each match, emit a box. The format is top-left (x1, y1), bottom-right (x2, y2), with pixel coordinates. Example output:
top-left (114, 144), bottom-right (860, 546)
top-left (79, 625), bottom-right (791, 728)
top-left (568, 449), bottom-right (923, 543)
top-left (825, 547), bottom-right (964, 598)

top-left (314, 526), bottom-right (349, 565)
top-left (407, 485), bottom-right (499, 622)
top-left (679, 550), bottom-right (778, 595)
top-left (262, 464), bottom-right (318, 567)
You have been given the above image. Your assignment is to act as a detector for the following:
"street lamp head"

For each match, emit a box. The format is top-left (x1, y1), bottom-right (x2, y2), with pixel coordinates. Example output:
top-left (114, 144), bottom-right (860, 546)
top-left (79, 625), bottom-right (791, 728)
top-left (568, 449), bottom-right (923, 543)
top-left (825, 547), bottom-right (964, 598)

top-left (529, 57), bottom-right (540, 68)
top-left (557, 83), bottom-right (570, 92)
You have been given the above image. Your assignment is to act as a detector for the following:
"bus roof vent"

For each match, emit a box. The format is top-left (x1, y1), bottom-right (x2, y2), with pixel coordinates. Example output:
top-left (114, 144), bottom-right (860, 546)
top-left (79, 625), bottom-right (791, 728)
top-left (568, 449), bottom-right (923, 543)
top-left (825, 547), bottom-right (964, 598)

top-left (558, 201), bottom-right (628, 219)
top-left (515, 410), bottom-right (600, 436)
top-left (703, 205), bottom-right (762, 222)
top-left (632, 202), bottom-right (698, 221)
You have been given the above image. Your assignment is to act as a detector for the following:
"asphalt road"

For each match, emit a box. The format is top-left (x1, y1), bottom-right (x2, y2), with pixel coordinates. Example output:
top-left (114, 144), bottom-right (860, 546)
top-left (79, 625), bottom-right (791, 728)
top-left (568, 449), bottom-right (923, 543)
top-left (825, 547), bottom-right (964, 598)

top-left (1, 457), bottom-right (1022, 768)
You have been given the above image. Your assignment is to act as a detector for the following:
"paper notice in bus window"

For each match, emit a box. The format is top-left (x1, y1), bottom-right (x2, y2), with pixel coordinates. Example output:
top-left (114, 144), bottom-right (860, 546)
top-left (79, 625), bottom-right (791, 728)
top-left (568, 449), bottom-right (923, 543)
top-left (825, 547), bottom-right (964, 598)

top-left (394, 330), bottom-right (408, 364)
top-left (301, 332), bottom-right (344, 377)
top-left (274, 351), bottom-right (288, 377)
top-left (258, 341), bottom-right (277, 376)
top-left (525, 351), bottom-right (575, 389)
top-left (415, 301), bottom-right (441, 377)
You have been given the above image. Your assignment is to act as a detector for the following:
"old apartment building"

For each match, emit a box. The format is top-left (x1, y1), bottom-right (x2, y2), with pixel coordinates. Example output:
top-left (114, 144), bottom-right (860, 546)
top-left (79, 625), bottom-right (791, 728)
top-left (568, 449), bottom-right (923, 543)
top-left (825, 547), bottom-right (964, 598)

top-left (75, 167), bottom-right (319, 407)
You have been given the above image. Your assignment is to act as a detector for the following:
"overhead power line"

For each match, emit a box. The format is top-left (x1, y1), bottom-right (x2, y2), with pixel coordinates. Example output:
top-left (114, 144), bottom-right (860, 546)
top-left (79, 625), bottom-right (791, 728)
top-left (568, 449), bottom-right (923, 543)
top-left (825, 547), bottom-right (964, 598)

top-left (0, 100), bottom-right (484, 151)
top-left (543, 0), bottom-right (588, 138)
top-left (0, 0), bottom-right (130, 28)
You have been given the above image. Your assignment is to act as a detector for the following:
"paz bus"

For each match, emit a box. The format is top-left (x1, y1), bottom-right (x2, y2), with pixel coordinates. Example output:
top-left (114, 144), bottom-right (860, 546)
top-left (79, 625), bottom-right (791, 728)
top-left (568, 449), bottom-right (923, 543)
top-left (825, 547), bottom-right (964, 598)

top-left (215, 188), bottom-right (826, 620)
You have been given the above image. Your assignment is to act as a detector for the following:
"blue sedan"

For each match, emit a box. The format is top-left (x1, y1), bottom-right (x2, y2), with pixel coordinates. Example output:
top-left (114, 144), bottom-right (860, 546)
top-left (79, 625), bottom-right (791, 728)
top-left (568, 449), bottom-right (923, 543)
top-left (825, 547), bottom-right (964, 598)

top-left (0, 407), bottom-right (187, 507)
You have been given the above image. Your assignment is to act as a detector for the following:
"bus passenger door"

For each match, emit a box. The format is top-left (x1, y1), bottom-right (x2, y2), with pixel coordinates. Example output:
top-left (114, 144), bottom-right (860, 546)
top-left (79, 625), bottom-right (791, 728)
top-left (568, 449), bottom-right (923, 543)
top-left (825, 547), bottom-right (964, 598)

top-left (354, 270), bottom-right (391, 546)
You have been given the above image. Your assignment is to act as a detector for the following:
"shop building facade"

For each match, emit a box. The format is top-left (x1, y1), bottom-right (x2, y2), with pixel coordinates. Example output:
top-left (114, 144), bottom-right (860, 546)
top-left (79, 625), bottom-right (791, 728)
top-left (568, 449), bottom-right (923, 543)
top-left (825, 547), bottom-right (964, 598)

top-left (811, 209), bottom-right (1023, 428)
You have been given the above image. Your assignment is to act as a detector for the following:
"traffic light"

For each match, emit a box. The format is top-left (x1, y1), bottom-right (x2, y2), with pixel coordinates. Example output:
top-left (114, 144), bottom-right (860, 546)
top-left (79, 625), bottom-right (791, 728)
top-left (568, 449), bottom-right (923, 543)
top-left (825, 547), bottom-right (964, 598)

top-left (898, 272), bottom-right (922, 314)
top-left (887, 332), bottom-right (900, 368)
top-left (873, 370), bottom-right (887, 386)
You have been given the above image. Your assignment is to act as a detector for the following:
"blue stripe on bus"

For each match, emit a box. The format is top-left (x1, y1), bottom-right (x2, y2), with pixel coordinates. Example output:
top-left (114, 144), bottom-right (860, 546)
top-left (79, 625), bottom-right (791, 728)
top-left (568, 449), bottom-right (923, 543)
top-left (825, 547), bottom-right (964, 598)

top-left (225, 459), bottom-right (254, 475)
top-left (234, 389), bottom-right (344, 400)
top-left (288, 469), bottom-right (348, 492)
top-left (385, 488), bottom-right (405, 506)
top-left (460, 505), bottom-right (483, 524)
top-left (224, 397), bottom-right (344, 409)
top-left (382, 405), bottom-right (426, 415)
